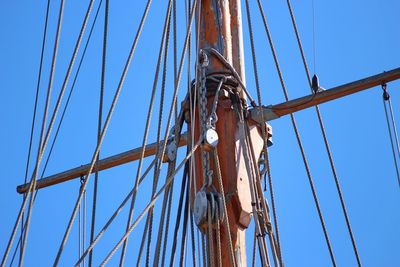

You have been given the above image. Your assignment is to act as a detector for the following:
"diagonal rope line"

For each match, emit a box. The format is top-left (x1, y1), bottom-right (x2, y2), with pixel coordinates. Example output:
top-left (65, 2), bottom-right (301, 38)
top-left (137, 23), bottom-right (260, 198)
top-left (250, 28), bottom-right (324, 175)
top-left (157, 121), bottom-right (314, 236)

top-left (244, 1), bottom-right (283, 265)
top-left (119, 2), bottom-right (173, 265)
top-left (1, 2), bottom-right (65, 266)
top-left (74, 159), bottom-right (156, 267)
top-left (99, 142), bottom-right (200, 266)
top-left (16, 0), bottom-right (51, 265)
top-left (20, 1), bottom-right (96, 261)
top-left (6, 2), bottom-right (106, 264)
top-left (53, 1), bottom-right (153, 265)
top-left (89, 0), bottom-right (108, 265)
top-left (383, 96), bottom-right (400, 186)
top-left (285, 0), bottom-right (361, 265)
top-left (256, 1), bottom-right (337, 265)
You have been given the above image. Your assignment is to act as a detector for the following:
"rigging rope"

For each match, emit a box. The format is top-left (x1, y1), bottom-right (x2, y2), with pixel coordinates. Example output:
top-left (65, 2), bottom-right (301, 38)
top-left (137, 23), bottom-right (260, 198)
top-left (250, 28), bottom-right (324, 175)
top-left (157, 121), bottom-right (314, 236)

top-left (382, 84), bottom-right (400, 186)
top-left (255, 1), bottom-right (337, 266)
top-left (15, 0), bottom-right (51, 265)
top-left (285, 0), bottom-right (362, 265)
top-left (89, 0), bottom-right (108, 265)
top-left (153, 12), bottom-right (173, 266)
top-left (99, 142), bottom-right (200, 266)
top-left (78, 1), bottom-right (198, 263)
top-left (169, 164), bottom-right (188, 266)
top-left (244, 1), bottom-right (283, 265)
top-left (75, 159), bottom-right (157, 266)
top-left (6, 2), bottom-right (105, 264)
top-left (53, 0), bottom-right (152, 264)
top-left (13, 1), bottom-right (66, 266)
top-left (119, 1), bottom-right (173, 265)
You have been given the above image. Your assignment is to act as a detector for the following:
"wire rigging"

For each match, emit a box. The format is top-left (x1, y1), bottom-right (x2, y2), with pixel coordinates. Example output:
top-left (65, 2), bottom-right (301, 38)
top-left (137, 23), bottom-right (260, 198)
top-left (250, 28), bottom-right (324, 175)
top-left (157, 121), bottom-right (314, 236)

top-left (89, 0), bottom-right (108, 265)
top-left (6, 2), bottom-right (105, 265)
top-left (255, 0), bottom-right (337, 265)
top-left (119, 1), bottom-right (173, 265)
top-left (285, 0), bottom-right (362, 265)
top-left (53, 0), bottom-right (153, 264)
top-left (244, 1), bottom-right (284, 265)
top-left (382, 84), bottom-right (400, 186)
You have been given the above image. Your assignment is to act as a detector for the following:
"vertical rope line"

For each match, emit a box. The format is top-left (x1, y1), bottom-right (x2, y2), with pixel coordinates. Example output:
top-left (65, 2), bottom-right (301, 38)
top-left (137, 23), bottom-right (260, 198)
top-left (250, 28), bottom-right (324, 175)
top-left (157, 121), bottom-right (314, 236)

top-left (388, 98), bottom-right (400, 167)
top-left (244, 1), bottom-right (283, 264)
top-left (7, 3), bottom-right (105, 265)
top-left (89, 1), bottom-right (108, 266)
top-left (153, 12), bottom-right (173, 266)
top-left (189, 210), bottom-right (197, 267)
top-left (74, 160), bottom-right (157, 267)
top-left (285, 0), bottom-right (360, 265)
top-left (256, 1), bottom-right (337, 265)
top-left (383, 99), bottom-right (400, 186)
top-left (99, 144), bottom-right (200, 266)
top-left (53, 1), bottom-right (153, 264)
top-left (169, 165), bottom-right (189, 266)
top-left (212, 149), bottom-right (237, 267)
top-left (116, 0), bottom-right (167, 264)
top-left (19, 0), bottom-right (51, 264)
top-left (143, 1), bottom-right (174, 264)
top-left (17, 2), bottom-right (66, 266)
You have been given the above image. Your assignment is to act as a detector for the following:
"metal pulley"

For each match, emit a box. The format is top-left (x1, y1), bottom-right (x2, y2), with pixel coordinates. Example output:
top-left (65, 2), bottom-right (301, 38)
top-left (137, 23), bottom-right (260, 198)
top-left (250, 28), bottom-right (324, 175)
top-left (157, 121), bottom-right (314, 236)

top-left (194, 190), bottom-right (208, 227)
top-left (165, 139), bottom-right (177, 162)
top-left (194, 190), bottom-right (225, 227)
top-left (203, 127), bottom-right (219, 152)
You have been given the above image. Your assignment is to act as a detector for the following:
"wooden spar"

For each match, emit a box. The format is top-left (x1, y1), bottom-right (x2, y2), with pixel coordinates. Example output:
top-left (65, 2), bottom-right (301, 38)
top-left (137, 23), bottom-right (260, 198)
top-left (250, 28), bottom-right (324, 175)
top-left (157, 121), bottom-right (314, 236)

top-left (250, 67), bottom-right (400, 123)
top-left (191, 1), bottom-right (256, 266)
top-left (16, 133), bottom-right (188, 194)
top-left (16, 68), bottom-right (400, 194)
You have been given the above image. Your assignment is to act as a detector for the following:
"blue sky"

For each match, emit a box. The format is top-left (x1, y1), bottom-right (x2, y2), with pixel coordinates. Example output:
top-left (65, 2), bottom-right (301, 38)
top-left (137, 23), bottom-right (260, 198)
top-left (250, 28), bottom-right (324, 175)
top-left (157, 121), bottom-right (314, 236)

top-left (1, 0), bottom-right (399, 266)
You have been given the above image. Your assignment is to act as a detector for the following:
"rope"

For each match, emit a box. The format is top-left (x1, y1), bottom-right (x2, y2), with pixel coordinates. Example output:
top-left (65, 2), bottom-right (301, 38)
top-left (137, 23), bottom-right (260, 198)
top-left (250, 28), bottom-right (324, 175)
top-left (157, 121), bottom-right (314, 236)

top-left (119, 1), bottom-right (173, 265)
top-left (285, 0), bottom-right (361, 265)
top-left (89, 0), bottom-right (108, 265)
top-left (169, 164), bottom-right (189, 266)
top-left (212, 148), bottom-right (237, 267)
top-left (189, 210), bottom-right (197, 267)
top-left (152, 4), bottom-right (172, 266)
top-left (179, 168), bottom-right (191, 267)
top-left (99, 142), bottom-right (200, 266)
top-left (160, 178), bottom-right (174, 267)
top-left (206, 202), bottom-right (215, 267)
top-left (255, 1), bottom-right (337, 265)
top-left (53, 0), bottom-right (152, 264)
top-left (17, 0), bottom-right (51, 265)
top-left (382, 84), bottom-right (400, 186)
top-left (79, 0), bottom-right (197, 260)
top-left (206, 48), bottom-right (256, 107)
top-left (215, 205), bottom-right (222, 267)
top-left (154, 164), bottom-right (175, 266)
top-left (244, 1), bottom-right (283, 265)
top-left (16, 1), bottom-right (66, 266)
top-left (39, 0), bottom-right (103, 181)
top-left (74, 159), bottom-right (157, 266)
top-left (6, 2), bottom-right (105, 264)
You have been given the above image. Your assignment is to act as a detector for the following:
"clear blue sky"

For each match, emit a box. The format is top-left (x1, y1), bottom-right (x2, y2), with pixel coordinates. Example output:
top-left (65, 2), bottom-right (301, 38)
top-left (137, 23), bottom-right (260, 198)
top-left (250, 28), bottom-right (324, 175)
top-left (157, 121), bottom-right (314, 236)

top-left (1, 0), bottom-right (399, 266)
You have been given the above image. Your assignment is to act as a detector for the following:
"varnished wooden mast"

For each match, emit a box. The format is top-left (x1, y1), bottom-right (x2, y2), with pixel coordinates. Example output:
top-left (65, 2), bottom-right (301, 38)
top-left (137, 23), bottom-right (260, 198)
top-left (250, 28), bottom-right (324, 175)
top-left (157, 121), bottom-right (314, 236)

top-left (191, 1), bottom-right (258, 266)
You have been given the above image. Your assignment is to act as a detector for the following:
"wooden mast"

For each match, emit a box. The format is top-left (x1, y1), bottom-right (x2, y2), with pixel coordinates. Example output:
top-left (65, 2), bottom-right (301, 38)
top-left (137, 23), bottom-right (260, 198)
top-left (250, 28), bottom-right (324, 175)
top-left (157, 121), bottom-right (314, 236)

top-left (190, 1), bottom-right (261, 266)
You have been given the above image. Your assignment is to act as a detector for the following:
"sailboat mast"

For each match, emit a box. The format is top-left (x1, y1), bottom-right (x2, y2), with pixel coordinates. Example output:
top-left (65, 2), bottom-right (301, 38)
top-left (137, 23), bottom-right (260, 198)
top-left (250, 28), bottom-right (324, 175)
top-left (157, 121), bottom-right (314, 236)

top-left (192, 1), bottom-right (256, 266)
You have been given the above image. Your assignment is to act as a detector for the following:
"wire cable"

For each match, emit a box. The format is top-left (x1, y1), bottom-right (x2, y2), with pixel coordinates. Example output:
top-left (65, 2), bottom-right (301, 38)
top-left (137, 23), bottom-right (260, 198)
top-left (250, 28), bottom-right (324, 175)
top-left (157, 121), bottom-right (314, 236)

top-left (89, 1), bottom-right (108, 266)
top-left (285, 0), bottom-right (361, 265)
top-left (382, 85), bottom-right (400, 186)
top-left (53, 0), bottom-right (152, 264)
top-left (256, 1), bottom-right (337, 265)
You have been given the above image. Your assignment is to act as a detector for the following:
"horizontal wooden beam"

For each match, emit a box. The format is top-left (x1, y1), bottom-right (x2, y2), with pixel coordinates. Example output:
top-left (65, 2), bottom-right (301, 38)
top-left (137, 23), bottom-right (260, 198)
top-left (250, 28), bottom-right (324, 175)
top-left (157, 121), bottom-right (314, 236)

top-left (250, 67), bottom-right (400, 122)
top-left (17, 133), bottom-right (188, 194)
